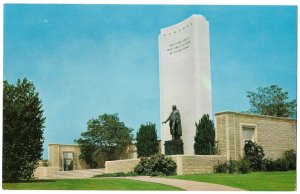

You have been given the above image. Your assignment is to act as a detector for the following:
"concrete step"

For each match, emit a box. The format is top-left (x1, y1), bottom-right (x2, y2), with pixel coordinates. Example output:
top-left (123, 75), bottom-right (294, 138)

top-left (52, 169), bottom-right (104, 176)
top-left (45, 168), bottom-right (105, 179)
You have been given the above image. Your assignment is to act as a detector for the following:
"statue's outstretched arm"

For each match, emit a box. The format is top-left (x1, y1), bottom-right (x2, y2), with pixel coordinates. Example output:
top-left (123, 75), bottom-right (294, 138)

top-left (162, 116), bottom-right (170, 124)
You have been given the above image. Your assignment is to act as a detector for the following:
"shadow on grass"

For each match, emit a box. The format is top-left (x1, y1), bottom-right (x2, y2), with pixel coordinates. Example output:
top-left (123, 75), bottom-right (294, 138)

top-left (3, 179), bottom-right (56, 184)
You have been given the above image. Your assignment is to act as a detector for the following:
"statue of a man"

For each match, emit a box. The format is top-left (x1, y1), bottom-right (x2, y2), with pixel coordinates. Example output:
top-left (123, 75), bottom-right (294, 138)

top-left (162, 105), bottom-right (182, 140)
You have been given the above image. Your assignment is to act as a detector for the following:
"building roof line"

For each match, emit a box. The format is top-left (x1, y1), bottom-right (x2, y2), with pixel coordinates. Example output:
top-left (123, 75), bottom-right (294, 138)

top-left (215, 111), bottom-right (296, 122)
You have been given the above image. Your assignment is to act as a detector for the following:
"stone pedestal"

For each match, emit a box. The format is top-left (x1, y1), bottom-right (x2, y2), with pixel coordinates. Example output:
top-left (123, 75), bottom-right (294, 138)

top-left (164, 139), bottom-right (184, 155)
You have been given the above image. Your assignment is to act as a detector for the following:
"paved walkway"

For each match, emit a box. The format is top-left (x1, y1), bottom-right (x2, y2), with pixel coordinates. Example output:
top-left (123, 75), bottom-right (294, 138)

top-left (123, 176), bottom-right (244, 191)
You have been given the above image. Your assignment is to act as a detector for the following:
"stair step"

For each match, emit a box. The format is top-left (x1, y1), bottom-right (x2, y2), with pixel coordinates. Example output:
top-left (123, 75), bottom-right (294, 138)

top-left (45, 168), bottom-right (105, 179)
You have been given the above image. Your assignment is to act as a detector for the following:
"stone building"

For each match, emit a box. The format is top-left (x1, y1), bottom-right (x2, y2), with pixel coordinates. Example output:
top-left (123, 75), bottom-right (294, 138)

top-left (215, 111), bottom-right (296, 160)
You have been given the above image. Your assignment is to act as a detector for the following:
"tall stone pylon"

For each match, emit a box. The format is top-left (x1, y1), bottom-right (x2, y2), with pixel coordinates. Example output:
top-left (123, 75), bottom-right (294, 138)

top-left (159, 14), bottom-right (212, 155)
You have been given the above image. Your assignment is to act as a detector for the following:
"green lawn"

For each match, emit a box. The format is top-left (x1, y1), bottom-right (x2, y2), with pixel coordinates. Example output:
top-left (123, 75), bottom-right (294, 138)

top-left (3, 171), bottom-right (296, 191)
top-left (3, 178), bottom-right (183, 190)
top-left (169, 171), bottom-right (296, 191)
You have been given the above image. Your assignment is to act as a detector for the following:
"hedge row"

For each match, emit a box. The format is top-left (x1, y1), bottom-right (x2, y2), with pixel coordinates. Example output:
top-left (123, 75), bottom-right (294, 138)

top-left (214, 141), bottom-right (296, 174)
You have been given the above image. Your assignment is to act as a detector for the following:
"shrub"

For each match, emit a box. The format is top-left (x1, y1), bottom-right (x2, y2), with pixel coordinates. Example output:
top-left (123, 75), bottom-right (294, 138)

top-left (214, 159), bottom-right (249, 174)
top-left (214, 147), bottom-right (295, 174)
top-left (214, 159), bottom-right (252, 174)
top-left (264, 158), bottom-right (292, 172)
top-left (134, 154), bottom-right (177, 176)
top-left (214, 162), bottom-right (228, 173)
top-left (276, 158), bottom-right (289, 171)
top-left (264, 158), bottom-right (289, 172)
top-left (244, 140), bottom-right (265, 171)
top-left (228, 159), bottom-right (239, 174)
top-left (238, 158), bottom-right (252, 174)
top-left (194, 114), bottom-right (217, 155)
top-left (136, 122), bottom-right (159, 157)
top-left (263, 158), bottom-right (276, 171)
top-left (284, 149), bottom-right (296, 170)
top-left (263, 150), bottom-right (296, 172)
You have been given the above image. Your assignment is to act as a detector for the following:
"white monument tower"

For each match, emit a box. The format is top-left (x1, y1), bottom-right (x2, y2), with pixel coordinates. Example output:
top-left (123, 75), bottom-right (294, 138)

top-left (159, 14), bottom-right (212, 155)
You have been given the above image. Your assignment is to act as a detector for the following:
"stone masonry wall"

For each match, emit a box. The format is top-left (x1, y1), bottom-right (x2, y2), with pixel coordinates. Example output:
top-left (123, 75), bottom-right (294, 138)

top-left (216, 115), bottom-right (227, 157)
top-left (105, 158), bottom-right (140, 174)
top-left (180, 155), bottom-right (226, 175)
top-left (255, 118), bottom-right (296, 159)
top-left (105, 155), bottom-right (226, 175)
top-left (216, 112), bottom-right (296, 160)
top-left (34, 167), bottom-right (60, 179)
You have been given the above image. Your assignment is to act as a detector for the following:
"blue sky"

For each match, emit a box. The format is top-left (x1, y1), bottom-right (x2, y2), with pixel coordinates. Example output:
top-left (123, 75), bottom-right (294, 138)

top-left (4, 5), bottom-right (297, 159)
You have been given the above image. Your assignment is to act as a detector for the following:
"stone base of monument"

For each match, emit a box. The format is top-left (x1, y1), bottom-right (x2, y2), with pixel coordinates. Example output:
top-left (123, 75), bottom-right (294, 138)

top-left (164, 139), bottom-right (184, 155)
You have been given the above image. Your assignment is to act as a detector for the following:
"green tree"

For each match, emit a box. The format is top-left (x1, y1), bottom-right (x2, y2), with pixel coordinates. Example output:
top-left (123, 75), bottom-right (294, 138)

top-left (246, 85), bottom-right (296, 118)
top-left (3, 78), bottom-right (45, 181)
top-left (74, 114), bottom-right (133, 168)
top-left (136, 122), bottom-right (159, 157)
top-left (194, 114), bottom-right (216, 155)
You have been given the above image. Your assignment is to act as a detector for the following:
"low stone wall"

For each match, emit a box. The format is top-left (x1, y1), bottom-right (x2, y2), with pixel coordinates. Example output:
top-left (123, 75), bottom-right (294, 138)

top-left (105, 155), bottom-right (226, 175)
top-left (180, 155), bottom-right (226, 174)
top-left (105, 158), bottom-right (140, 174)
top-left (33, 167), bottom-right (61, 179)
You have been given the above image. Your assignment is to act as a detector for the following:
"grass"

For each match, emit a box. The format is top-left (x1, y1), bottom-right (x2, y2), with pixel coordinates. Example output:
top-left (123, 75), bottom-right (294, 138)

top-left (3, 178), bottom-right (183, 190)
top-left (3, 171), bottom-right (296, 191)
top-left (169, 170), bottom-right (296, 191)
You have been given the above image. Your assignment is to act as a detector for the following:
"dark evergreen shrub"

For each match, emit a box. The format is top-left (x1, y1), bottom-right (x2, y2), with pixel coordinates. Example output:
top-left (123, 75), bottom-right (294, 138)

top-left (284, 149), bottom-right (296, 170)
top-left (244, 140), bottom-right (265, 171)
top-left (275, 158), bottom-right (289, 171)
top-left (238, 158), bottom-right (252, 174)
top-left (263, 158), bottom-right (276, 171)
top-left (214, 162), bottom-right (228, 173)
top-left (228, 159), bottom-right (239, 174)
top-left (134, 154), bottom-right (177, 176)
top-left (264, 158), bottom-right (287, 172)
top-left (263, 152), bottom-right (296, 172)
top-left (194, 114), bottom-right (217, 155)
top-left (214, 159), bottom-right (252, 174)
top-left (136, 122), bottom-right (159, 157)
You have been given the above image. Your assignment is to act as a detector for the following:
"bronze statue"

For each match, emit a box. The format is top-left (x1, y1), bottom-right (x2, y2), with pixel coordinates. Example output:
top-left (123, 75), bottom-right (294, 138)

top-left (162, 105), bottom-right (182, 140)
